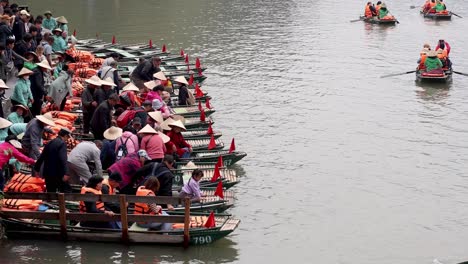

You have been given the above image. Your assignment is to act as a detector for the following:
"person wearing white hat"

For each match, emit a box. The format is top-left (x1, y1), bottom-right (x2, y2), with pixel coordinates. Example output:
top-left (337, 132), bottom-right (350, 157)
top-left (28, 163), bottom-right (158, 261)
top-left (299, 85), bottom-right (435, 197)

top-left (138, 124), bottom-right (167, 162)
top-left (167, 119), bottom-right (192, 158)
top-left (0, 135), bottom-right (35, 190)
top-left (174, 76), bottom-right (192, 106)
top-left (147, 110), bottom-right (164, 131)
top-left (81, 75), bottom-right (102, 134)
top-left (22, 114), bottom-right (55, 159)
top-left (34, 128), bottom-right (71, 193)
top-left (99, 60), bottom-right (122, 93)
top-left (12, 9), bottom-right (30, 42)
top-left (56, 16), bottom-right (68, 35)
top-left (424, 50), bottom-right (443, 72)
top-left (95, 76), bottom-right (117, 105)
top-left (101, 126), bottom-right (123, 170)
top-left (0, 78), bottom-right (8, 118)
top-left (52, 28), bottom-right (67, 52)
top-left (29, 59), bottom-right (52, 116)
top-left (43, 11), bottom-right (57, 31)
top-left (10, 67), bottom-right (34, 108)
top-left (0, 116), bottom-right (12, 141)
top-left (7, 104), bottom-right (28, 124)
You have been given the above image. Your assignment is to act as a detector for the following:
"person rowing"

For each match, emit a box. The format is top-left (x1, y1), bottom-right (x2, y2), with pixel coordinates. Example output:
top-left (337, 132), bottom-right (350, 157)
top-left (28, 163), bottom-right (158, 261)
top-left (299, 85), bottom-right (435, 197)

top-left (424, 50), bottom-right (443, 73)
top-left (364, 2), bottom-right (377, 18)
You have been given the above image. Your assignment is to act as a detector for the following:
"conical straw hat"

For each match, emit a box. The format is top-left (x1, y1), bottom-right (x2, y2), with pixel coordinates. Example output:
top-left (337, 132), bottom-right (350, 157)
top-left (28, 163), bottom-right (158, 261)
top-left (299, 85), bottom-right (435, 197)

top-left (36, 60), bottom-right (52, 70)
top-left (56, 16), bottom-right (68, 24)
top-left (17, 67), bottom-right (33, 77)
top-left (161, 118), bottom-right (175, 131)
top-left (144, 80), bottom-right (158, 90)
top-left (174, 76), bottom-right (188, 85)
top-left (137, 124), bottom-right (158, 134)
top-left (0, 79), bottom-right (9, 89)
top-left (172, 114), bottom-right (186, 124)
top-left (148, 111), bottom-right (163, 124)
top-left (85, 76), bottom-right (102, 86)
top-left (9, 139), bottom-right (22, 149)
top-left (17, 133), bottom-right (25, 140)
top-left (122, 82), bottom-right (139, 92)
top-left (36, 115), bottom-right (56, 127)
top-left (153, 71), bottom-right (167, 81)
top-left (0, 117), bottom-right (12, 129)
top-left (101, 77), bottom-right (117, 87)
top-left (169, 119), bottom-right (186, 131)
top-left (103, 126), bottom-right (123, 140)
top-left (157, 131), bottom-right (170, 143)
top-left (184, 161), bottom-right (198, 169)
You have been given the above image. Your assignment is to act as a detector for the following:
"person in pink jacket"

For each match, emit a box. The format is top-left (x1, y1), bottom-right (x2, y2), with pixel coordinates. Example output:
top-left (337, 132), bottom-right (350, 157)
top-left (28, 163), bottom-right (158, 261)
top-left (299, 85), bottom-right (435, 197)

top-left (0, 135), bottom-right (36, 191)
top-left (138, 124), bottom-right (167, 163)
top-left (114, 128), bottom-right (139, 161)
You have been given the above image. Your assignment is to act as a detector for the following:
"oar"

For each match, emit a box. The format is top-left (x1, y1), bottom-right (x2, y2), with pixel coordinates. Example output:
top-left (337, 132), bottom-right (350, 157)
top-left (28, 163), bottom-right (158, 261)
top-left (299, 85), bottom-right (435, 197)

top-left (410, 5), bottom-right (416, 9)
top-left (380, 70), bottom-right (416, 78)
top-left (350, 17), bottom-right (363, 22)
top-left (453, 71), bottom-right (468, 77)
top-left (451, 12), bottom-right (463, 18)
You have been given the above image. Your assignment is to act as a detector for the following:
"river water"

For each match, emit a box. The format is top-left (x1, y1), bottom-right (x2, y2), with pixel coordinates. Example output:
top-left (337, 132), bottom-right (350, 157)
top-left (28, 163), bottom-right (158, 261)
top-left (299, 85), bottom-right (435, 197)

top-left (1, 0), bottom-right (468, 263)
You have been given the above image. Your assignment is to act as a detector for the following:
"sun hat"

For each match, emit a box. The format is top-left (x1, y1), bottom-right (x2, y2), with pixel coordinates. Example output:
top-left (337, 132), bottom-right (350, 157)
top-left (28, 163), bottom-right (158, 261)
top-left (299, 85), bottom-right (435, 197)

top-left (0, 117), bottom-right (12, 129)
top-left (161, 117), bottom-right (175, 131)
top-left (153, 71), bottom-right (167, 81)
top-left (137, 149), bottom-right (151, 160)
top-left (144, 80), bottom-right (158, 90)
top-left (14, 104), bottom-right (28, 111)
top-left (36, 60), bottom-right (52, 70)
top-left (427, 50), bottom-right (437, 58)
top-left (103, 126), bottom-right (123, 140)
top-left (148, 111), bottom-right (164, 124)
top-left (56, 16), bottom-right (68, 24)
top-left (17, 133), bottom-right (25, 140)
top-left (85, 76), bottom-right (102, 86)
top-left (101, 77), bottom-right (117, 87)
top-left (137, 124), bottom-right (158, 134)
top-left (171, 115), bottom-right (186, 124)
top-left (52, 28), bottom-right (62, 33)
top-left (36, 115), bottom-right (56, 127)
top-left (122, 82), bottom-right (139, 92)
top-left (420, 48), bottom-right (430, 54)
top-left (19, 10), bottom-right (30, 17)
top-left (168, 119), bottom-right (187, 131)
top-left (0, 79), bottom-right (9, 89)
top-left (9, 139), bottom-right (22, 149)
top-left (174, 76), bottom-right (188, 85)
top-left (17, 67), bottom-right (33, 77)
top-left (157, 131), bottom-right (170, 143)
top-left (184, 161), bottom-right (198, 169)
top-left (44, 10), bottom-right (52, 15)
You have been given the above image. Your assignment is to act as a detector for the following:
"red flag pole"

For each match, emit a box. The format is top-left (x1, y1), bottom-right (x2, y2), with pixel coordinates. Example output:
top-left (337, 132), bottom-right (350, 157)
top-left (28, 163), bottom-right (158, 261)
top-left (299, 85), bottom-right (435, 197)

top-left (162, 44), bottom-right (167, 52)
top-left (204, 211), bottom-right (216, 228)
top-left (207, 134), bottom-right (216, 150)
top-left (111, 35), bottom-right (116, 44)
top-left (149, 39), bottom-right (153, 48)
top-left (214, 181), bottom-right (224, 199)
top-left (229, 138), bottom-right (236, 153)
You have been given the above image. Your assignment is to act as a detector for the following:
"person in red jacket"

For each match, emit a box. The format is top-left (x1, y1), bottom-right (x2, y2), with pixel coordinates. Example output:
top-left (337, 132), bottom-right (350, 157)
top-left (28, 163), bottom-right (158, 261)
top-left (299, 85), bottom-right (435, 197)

top-left (166, 120), bottom-right (192, 158)
top-left (0, 135), bottom-right (35, 191)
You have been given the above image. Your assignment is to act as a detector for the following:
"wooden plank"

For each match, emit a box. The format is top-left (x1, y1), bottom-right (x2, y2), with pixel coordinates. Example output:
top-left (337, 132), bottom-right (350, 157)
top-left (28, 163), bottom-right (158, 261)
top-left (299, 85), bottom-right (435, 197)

top-left (119, 196), bottom-right (129, 243)
top-left (3, 193), bottom-right (182, 204)
top-left (0, 211), bottom-right (59, 220)
top-left (58, 193), bottom-right (67, 240)
top-left (183, 198), bottom-right (191, 248)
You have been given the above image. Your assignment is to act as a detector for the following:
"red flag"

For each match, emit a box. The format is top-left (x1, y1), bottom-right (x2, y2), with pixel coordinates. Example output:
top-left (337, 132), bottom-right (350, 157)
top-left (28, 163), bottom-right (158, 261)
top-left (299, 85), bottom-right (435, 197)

top-left (195, 84), bottom-right (204, 98)
top-left (200, 108), bottom-right (206, 122)
top-left (229, 138), bottom-right (236, 153)
top-left (112, 35), bottom-right (116, 44)
top-left (198, 68), bottom-right (203, 76)
top-left (206, 122), bottom-right (213, 135)
top-left (180, 49), bottom-right (184, 56)
top-left (207, 134), bottom-right (216, 150)
top-left (162, 44), bottom-right (167, 52)
top-left (204, 211), bottom-right (216, 228)
top-left (210, 163), bottom-right (221, 182)
top-left (188, 75), bottom-right (194, 86)
top-left (149, 39), bottom-right (153, 48)
top-left (73, 29), bottom-right (76, 36)
top-left (198, 100), bottom-right (202, 111)
top-left (205, 98), bottom-right (212, 109)
top-left (185, 54), bottom-right (189, 64)
top-left (195, 58), bottom-right (201, 69)
top-left (216, 155), bottom-right (223, 167)
top-left (214, 181), bottom-right (224, 199)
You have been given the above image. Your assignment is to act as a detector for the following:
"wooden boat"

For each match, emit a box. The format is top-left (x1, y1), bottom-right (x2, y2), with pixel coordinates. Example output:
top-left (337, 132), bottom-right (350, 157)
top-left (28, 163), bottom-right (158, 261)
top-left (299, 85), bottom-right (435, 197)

top-left (361, 16), bottom-right (398, 25)
top-left (0, 192), bottom-right (239, 246)
top-left (184, 117), bottom-right (213, 130)
top-left (420, 10), bottom-right (452, 20)
top-left (180, 150), bottom-right (247, 166)
top-left (182, 129), bottom-right (222, 140)
top-left (172, 168), bottom-right (239, 189)
top-left (186, 138), bottom-right (224, 151)
top-left (172, 106), bottom-right (215, 118)
top-left (416, 67), bottom-right (453, 82)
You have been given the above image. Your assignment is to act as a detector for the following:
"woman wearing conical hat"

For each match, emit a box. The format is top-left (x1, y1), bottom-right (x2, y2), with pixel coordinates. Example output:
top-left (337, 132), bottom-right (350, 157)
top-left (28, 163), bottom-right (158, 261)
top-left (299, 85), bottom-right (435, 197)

top-left (7, 104), bottom-right (28, 124)
top-left (166, 120), bottom-right (192, 158)
top-left (10, 67), bottom-right (34, 107)
top-left (56, 16), bottom-right (68, 36)
top-left (424, 50), bottom-right (443, 72)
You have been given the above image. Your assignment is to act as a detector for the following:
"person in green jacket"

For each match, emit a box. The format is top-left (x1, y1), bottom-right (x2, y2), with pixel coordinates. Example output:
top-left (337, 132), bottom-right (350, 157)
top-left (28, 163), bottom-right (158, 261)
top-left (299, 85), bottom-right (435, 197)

top-left (43, 11), bottom-right (58, 31)
top-left (378, 3), bottom-right (389, 19)
top-left (51, 28), bottom-right (67, 53)
top-left (424, 51), bottom-right (443, 72)
top-left (56, 16), bottom-right (69, 36)
top-left (10, 68), bottom-right (34, 108)
top-left (434, 0), bottom-right (446, 12)
top-left (7, 105), bottom-right (28, 124)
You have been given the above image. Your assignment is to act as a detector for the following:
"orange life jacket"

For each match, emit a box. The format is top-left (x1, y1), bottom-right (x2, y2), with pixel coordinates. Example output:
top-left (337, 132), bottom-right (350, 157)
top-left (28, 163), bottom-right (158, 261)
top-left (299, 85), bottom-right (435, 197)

top-left (79, 187), bottom-right (105, 213)
top-left (364, 5), bottom-right (372, 17)
top-left (172, 216), bottom-right (209, 229)
top-left (2, 199), bottom-right (42, 211)
top-left (134, 186), bottom-right (155, 215)
top-left (4, 173), bottom-right (46, 193)
top-left (430, 1), bottom-right (436, 8)
top-left (102, 179), bottom-right (115, 195)
top-left (375, 4), bottom-right (381, 13)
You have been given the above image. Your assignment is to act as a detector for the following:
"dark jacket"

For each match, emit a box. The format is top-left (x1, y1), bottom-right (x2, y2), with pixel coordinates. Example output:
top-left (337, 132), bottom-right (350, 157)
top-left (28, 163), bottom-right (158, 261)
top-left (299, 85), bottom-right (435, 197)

top-left (143, 163), bottom-right (173, 197)
top-left (29, 68), bottom-right (45, 99)
top-left (100, 139), bottom-right (116, 170)
top-left (12, 17), bottom-right (25, 43)
top-left (81, 87), bottom-right (96, 114)
top-left (131, 60), bottom-right (160, 81)
top-left (90, 100), bottom-right (113, 139)
top-left (34, 137), bottom-right (67, 180)
top-left (178, 85), bottom-right (189, 106)
top-left (0, 22), bottom-right (13, 47)
top-left (94, 88), bottom-right (115, 105)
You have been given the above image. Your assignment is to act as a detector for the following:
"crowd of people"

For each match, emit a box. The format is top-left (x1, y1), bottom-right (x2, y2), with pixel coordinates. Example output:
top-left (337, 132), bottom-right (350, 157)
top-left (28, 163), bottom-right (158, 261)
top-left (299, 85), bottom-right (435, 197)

top-left (0, 3), bottom-right (208, 231)
top-left (364, 1), bottom-right (393, 19)
top-left (418, 39), bottom-right (451, 73)
top-left (422, 0), bottom-right (448, 14)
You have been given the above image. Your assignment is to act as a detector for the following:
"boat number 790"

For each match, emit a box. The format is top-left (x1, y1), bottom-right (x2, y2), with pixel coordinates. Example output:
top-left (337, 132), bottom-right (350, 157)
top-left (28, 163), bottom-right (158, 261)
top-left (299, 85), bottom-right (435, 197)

top-left (193, 235), bottom-right (213, 245)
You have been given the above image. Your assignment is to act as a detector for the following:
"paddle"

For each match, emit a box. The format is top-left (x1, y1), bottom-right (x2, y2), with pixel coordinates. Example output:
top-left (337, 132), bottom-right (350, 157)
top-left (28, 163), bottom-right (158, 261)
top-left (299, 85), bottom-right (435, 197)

top-left (453, 71), bottom-right (468, 77)
top-left (451, 12), bottom-right (463, 18)
top-left (350, 17), bottom-right (363, 22)
top-left (410, 5), bottom-right (416, 9)
top-left (380, 70), bottom-right (416, 78)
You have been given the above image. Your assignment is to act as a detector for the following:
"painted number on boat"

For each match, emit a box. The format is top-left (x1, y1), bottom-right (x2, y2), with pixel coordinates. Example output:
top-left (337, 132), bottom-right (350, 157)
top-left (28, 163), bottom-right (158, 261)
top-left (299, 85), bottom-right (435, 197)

top-left (174, 175), bottom-right (182, 184)
top-left (193, 235), bottom-right (213, 245)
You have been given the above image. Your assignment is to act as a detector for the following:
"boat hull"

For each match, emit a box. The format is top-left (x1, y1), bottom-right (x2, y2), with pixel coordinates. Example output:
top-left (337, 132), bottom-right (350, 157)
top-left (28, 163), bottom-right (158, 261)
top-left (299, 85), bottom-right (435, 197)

top-left (420, 11), bottom-right (452, 20)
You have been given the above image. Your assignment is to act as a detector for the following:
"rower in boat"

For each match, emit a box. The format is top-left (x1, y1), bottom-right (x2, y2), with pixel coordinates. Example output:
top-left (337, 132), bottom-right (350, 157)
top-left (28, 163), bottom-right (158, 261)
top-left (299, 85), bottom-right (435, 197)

top-left (432, 0), bottom-right (446, 13)
top-left (435, 39), bottom-right (450, 56)
top-left (375, 1), bottom-right (382, 13)
top-left (417, 46), bottom-right (430, 69)
top-left (377, 3), bottom-right (394, 20)
top-left (423, 50), bottom-right (443, 73)
top-left (364, 2), bottom-right (377, 18)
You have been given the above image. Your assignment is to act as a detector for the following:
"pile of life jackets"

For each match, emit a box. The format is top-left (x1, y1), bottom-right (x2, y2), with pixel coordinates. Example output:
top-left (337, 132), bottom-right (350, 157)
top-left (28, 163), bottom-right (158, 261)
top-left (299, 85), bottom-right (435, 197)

top-left (172, 216), bottom-right (210, 229)
top-left (2, 173), bottom-right (45, 211)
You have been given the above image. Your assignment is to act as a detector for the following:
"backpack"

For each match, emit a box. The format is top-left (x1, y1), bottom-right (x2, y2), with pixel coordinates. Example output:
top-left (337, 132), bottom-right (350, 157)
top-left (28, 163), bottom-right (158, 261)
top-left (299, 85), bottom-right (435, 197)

top-left (115, 137), bottom-right (131, 161)
top-left (116, 109), bottom-right (143, 128)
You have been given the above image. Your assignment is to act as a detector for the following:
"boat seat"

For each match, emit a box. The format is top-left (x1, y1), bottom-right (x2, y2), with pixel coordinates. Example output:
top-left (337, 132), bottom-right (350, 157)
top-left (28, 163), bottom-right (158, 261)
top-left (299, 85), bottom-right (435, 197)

top-left (75, 222), bottom-right (81, 227)
top-left (129, 223), bottom-right (148, 231)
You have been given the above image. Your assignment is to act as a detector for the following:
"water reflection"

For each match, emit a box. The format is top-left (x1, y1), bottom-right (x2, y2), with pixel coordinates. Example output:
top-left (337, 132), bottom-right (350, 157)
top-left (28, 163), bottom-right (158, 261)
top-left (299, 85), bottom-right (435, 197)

top-left (414, 81), bottom-right (451, 103)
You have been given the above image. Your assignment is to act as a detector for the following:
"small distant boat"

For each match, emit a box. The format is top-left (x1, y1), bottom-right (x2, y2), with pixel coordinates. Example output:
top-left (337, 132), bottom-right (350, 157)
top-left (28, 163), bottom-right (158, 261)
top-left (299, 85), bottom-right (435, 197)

top-left (416, 67), bottom-right (453, 82)
top-left (360, 16), bottom-right (398, 25)
top-left (420, 10), bottom-right (452, 20)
